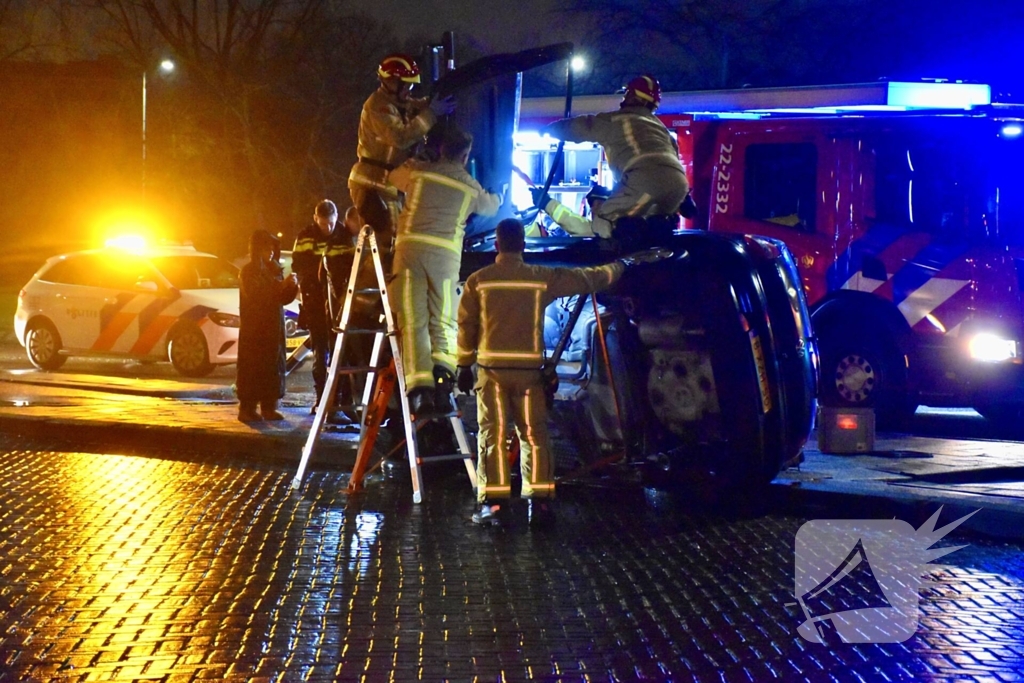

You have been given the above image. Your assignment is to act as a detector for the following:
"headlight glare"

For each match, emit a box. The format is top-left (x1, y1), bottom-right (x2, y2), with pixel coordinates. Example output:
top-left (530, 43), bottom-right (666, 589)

top-left (968, 332), bottom-right (1018, 362)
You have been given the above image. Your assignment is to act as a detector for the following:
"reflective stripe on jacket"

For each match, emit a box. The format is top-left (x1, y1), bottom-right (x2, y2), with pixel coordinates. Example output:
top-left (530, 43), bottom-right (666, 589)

top-left (292, 223), bottom-right (332, 300)
top-left (390, 159), bottom-right (502, 254)
top-left (542, 106), bottom-right (684, 178)
top-left (457, 252), bottom-right (624, 370)
top-left (348, 87), bottom-right (436, 191)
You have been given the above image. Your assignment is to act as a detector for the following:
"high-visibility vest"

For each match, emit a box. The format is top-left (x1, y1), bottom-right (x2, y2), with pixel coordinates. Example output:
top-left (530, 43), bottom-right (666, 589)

top-left (457, 252), bottom-right (623, 370)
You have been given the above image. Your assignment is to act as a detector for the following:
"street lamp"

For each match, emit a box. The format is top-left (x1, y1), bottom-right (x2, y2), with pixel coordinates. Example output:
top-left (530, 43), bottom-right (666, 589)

top-left (143, 59), bottom-right (175, 194)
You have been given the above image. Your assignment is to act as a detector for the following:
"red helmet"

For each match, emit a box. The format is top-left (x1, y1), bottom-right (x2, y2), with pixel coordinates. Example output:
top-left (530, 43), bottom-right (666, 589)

top-left (624, 74), bottom-right (662, 108)
top-left (377, 54), bottom-right (421, 83)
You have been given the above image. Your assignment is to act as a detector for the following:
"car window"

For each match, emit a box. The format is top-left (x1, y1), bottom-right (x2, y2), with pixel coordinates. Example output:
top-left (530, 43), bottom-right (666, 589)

top-left (149, 255), bottom-right (240, 289)
top-left (39, 253), bottom-right (161, 290)
top-left (39, 255), bottom-right (101, 286)
top-left (744, 143), bottom-right (818, 233)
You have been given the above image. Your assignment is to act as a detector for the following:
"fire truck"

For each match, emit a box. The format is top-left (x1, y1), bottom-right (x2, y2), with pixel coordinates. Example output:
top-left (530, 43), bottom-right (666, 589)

top-left (520, 81), bottom-right (1024, 427)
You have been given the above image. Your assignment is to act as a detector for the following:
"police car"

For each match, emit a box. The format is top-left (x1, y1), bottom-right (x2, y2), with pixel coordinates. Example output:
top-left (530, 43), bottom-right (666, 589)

top-left (14, 242), bottom-right (302, 377)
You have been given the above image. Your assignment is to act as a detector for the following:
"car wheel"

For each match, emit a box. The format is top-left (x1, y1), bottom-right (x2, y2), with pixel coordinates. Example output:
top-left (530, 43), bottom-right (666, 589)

top-left (168, 322), bottom-right (214, 377)
top-left (25, 318), bottom-right (66, 371)
top-left (819, 325), bottom-right (915, 429)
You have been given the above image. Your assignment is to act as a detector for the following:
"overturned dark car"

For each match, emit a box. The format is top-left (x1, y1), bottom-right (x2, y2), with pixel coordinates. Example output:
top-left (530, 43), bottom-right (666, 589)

top-left (434, 40), bottom-right (819, 492)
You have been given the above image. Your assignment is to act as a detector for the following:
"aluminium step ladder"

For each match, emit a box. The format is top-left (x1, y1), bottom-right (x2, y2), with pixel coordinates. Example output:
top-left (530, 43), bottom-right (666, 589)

top-left (291, 225), bottom-right (476, 503)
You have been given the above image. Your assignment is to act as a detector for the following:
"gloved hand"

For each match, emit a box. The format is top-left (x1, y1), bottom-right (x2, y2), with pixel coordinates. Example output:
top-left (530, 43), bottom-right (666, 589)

top-left (429, 95), bottom-right (456, 117)
top-left (457, 366), bottom-right (475, 394)
top-left (619, 247), bottom-right (674, 267)
top-left (529, 186), bottom-right (551, 210)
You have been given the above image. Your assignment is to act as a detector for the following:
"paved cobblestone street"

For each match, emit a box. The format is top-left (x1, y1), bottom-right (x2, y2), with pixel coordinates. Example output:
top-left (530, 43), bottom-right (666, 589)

top-left (1, 433), bottom-right (1023, 682)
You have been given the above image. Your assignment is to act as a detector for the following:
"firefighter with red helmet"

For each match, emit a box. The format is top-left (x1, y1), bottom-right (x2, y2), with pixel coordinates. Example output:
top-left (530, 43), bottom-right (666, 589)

top-left (540, 74), bottom-right (689, 238)
top-left (348, 54), bottom-right (456, 256)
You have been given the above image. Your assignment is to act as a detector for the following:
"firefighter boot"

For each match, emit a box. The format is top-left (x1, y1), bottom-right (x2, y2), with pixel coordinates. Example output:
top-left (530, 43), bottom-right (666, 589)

top-left (528, 499), bottom-right (555, 528)
top-left (433, 365), bottom-right (456, 414)
top-left (471, 502), bottom-right (506, 527)
top-left (407, 386), bottom-right (436, 418)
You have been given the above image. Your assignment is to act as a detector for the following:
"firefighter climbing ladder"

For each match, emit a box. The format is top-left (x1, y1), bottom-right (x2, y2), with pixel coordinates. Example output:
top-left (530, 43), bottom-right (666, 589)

top-left (290, 225), bottom-right (476, 503)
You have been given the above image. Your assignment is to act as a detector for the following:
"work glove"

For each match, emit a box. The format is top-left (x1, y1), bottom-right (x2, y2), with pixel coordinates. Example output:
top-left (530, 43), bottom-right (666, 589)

top-left (457, 365), bottom-right (475, 394)
top-left (529, 186), bottom-right (552, 211)
top-left (429, 95), bottom-right (457, 117)
top-left (619, 247), bottom-right (674, 268)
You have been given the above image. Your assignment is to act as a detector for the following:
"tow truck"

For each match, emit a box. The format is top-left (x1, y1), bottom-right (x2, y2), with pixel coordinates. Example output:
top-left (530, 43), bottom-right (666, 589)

top-left (521, 80), bottom-right (1024, 428)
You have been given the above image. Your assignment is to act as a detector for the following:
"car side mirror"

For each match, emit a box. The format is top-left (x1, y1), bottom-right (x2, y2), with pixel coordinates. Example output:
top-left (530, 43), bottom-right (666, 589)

top-left (135, 280), bottom-right (159, 293)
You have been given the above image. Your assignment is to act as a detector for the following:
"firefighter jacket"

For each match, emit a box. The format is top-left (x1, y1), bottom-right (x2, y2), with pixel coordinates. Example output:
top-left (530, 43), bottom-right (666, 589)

top-left (542, 105), bottom-right (685, 179)
top-left (348, 86), bottom-right (437, 195)
top-left (389, 158), bottom-right (502, 254)
top-left (457, 252), bottom-right (624, 371)
top-left (292, 223), bottom-right (331, 304)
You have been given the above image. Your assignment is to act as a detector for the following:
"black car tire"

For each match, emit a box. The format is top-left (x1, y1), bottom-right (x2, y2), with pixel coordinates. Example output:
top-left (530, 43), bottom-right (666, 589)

top-left (819, 325), bottom-right (915, 429)
top-left (25, 318), bottom-right (66, 371)
top-left (168, 322), bottom-right (214, 377)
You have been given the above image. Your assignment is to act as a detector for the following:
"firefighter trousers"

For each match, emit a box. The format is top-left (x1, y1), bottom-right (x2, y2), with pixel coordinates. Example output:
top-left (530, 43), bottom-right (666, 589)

top-left (348, 182), bottom-right (400, 258)
top-left (593, 165), bottom-right (690, 237)
top-left (475, 368), bottom-right (555, 503)
top-left (391, 243), bottom-right (460, 391)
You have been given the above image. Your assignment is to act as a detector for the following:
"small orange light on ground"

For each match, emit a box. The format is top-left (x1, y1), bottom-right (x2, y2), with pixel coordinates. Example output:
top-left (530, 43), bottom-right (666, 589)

top-left (836, 414), bottom-right (859, 430)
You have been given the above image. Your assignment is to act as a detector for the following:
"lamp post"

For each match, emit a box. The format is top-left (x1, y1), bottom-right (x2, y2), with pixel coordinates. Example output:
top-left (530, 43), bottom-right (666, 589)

top-left (143, 59), bottom-right (175, 195)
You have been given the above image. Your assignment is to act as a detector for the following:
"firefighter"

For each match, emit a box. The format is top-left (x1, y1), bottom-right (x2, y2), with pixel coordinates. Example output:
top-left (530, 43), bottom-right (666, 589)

top-left (389, 122), bottom-right (502, 416)
top-left (456, 218), bottom-right (626, 527)
top-left (348, 53), bottom-right (456, 258)
top-left (527, 184), bottom-right (612, 237)
top-left (292, 199), bottom-right (337, 412)
top-left (540, 75), bottom-right (689, 238)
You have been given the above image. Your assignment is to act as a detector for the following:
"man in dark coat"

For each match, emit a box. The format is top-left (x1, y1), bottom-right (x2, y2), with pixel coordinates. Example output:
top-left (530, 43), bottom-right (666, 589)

top-left (237, 230), bottom-right (299, 422)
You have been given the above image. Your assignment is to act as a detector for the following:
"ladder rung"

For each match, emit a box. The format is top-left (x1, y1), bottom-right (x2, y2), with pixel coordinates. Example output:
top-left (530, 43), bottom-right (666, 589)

top-left (333, 365), bottom-right (387, 375)
top-left (332, 327), bottom-right (390, 335)
top-left (417, 453), bottom-right (473, 464)
top-left (353, 288), bottom-right (381, 294)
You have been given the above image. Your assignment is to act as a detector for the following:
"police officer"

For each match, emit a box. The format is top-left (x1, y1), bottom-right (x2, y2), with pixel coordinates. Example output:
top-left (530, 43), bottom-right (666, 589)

top-left (348, 54), bottom-right (456, 256)
top-left (456, 218), bottom-right (625, 527)
top-left (389, 122), bottom-right (502, 416)
top-left (292, 199), bottom-right (337, 412)
top-left (540, 75), bottom-right (689, 238)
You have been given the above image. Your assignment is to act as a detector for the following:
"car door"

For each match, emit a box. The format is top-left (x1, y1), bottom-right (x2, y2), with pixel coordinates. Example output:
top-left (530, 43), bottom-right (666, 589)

top-left (38, 253), bottom-right (108, 351)
top-left (88, 255), bottom-right (165, 355)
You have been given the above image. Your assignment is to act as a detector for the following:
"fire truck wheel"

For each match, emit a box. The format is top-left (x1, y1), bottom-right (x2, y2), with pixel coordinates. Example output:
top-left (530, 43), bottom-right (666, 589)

top-left (819, 327), bottom-right (914, 428)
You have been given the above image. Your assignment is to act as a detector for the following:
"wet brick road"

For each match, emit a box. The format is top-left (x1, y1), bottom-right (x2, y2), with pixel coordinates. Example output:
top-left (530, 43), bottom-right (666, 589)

top-left (1, 434), bottom-right (1023, 682)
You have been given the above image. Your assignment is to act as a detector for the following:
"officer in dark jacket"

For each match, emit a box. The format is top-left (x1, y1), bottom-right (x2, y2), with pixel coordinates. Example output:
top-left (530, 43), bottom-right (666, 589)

top-left (237, 230), bottom-right (298, 422)
top-left (292, 199), bottom-right (337, 411)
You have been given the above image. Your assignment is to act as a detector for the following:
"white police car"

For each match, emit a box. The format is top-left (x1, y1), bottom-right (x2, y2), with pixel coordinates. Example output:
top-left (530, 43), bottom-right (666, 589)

top-left (14, 243), bottom-right (302, 377)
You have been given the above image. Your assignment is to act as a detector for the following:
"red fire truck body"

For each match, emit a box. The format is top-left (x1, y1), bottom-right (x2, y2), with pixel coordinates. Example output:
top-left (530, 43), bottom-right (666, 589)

top-left (520, 82), bottom-right (1024, 424)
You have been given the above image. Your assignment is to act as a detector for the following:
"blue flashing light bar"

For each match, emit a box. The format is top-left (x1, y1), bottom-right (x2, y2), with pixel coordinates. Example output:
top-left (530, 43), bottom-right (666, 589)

top-left (520, 81), bottom-right (994, 124)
